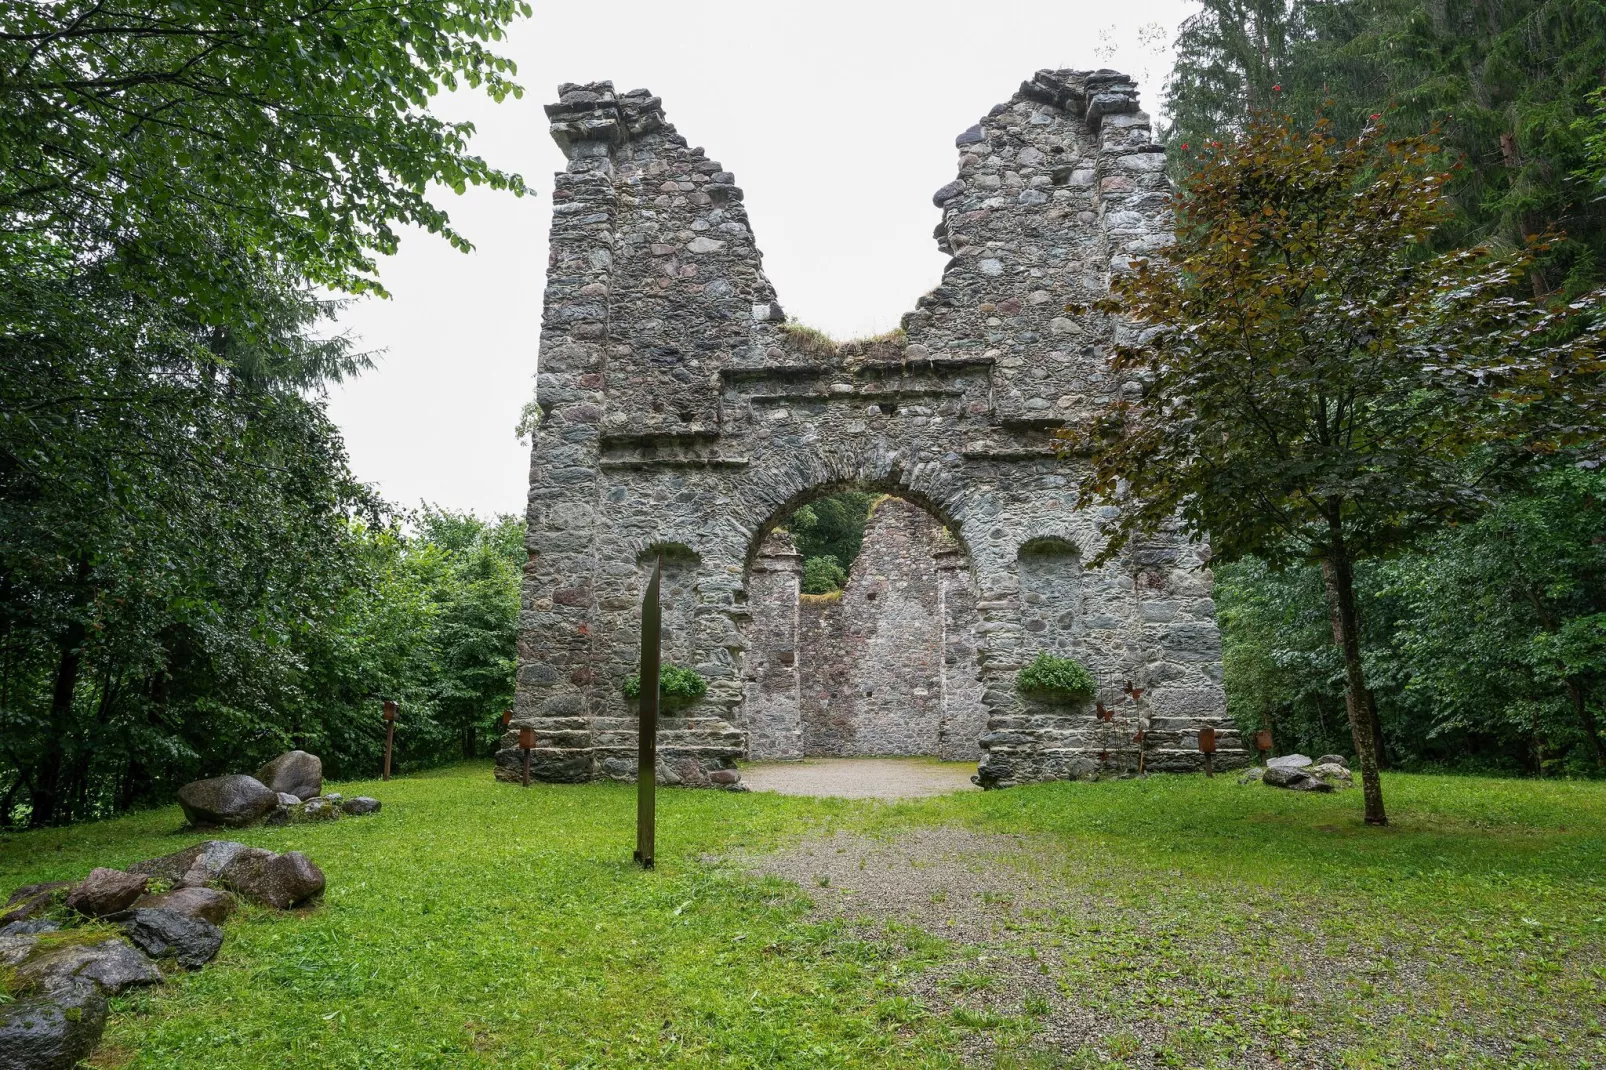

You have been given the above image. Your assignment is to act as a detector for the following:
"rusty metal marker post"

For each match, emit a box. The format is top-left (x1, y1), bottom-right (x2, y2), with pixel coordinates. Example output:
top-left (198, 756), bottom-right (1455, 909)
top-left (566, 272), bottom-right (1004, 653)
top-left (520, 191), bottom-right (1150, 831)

top-left (382, 700), bottom-right (398, 781)
top-left (635, 556), bottom-right (662, 869)
top-left (1199, 725), bottom-right (1217, 778)
top-left (519, 727), bottom-right (535, 787)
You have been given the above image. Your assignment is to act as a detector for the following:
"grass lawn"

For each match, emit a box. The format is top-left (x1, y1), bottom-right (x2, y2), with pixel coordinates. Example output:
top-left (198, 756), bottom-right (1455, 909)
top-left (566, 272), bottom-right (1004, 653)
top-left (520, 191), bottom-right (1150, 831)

top-left (1, 763), bottom-right (1603, 1068)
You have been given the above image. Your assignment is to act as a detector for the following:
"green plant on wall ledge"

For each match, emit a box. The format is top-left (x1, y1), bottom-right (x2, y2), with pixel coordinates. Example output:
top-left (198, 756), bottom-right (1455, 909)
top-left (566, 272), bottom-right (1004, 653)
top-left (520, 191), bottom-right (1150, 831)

top-left (1017, 652), bottom-right (1097, 703)
top-left (622, 664), bottom-right (709, 706)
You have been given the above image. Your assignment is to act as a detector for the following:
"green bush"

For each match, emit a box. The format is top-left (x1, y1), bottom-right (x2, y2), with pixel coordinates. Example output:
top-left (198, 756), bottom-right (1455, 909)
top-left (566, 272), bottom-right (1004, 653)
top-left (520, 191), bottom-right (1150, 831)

top-left (1017, 652), bottom-right (1097, 702)
top-left (622, 663), bottom-right (708, 705)
top-left (801, 555), bottom-right (848, 594)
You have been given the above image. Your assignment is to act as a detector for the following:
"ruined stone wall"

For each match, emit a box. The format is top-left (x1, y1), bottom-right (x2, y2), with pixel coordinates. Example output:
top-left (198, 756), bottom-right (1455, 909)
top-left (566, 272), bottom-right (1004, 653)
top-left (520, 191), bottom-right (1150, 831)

top-left (790, 498), bottom-right (966, 758)
top-left (742, 532), bottom-right (803, 760)
top-left (507, 71), bottom-right (1244, 791)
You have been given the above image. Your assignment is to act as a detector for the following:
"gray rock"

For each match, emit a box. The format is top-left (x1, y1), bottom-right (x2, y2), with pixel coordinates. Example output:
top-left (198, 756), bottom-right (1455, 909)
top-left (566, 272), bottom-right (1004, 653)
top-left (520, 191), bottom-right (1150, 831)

top-left (0, 920), bottom-right (59, 938)
top-left (1310, 762), bottom-right (1354, 785)
top-left (64, 868), bottom-right (147, 918)
top-left (1262, 765), bottom-right (1334, 793)
top-left (340, 797), bottom-right (381, 816)
top-left (932, 179), bottom-right (965, 207)
top-left (14, 937), bottom-right (162, 995)
top-left (0, 882), bottom-right (74, 925)
top-left (1237, 767), bottom-right (1265, 785)
top-left (300, 796), bottom-right (340, 821)
top-left (275, 792), bottom-right (301, 807)
top-left (130, 840), bottom-right (253, 888)
top-left (256, 751), bottom-right (323, 801)
top-left (177, 775), bottom-right (278, 828)
top-left (131, 886), bottom-right (235, 925)
top-left (221, 849), bottom-right (325, 909)
top-left (1266, 753), bottom-right (1313, 770)
top-left (1316, 754), bottom-right (1348, 768)
top-left (954, 124), bottom-right (986, 147)
top-left (321, 793), bottom-right (343, 805)
top-left (117, 908), bottom-right (223, 969)
top-left (0, 981), bottom-right (107, 1070)
top-left (0, 929), bottom-right (44, 967)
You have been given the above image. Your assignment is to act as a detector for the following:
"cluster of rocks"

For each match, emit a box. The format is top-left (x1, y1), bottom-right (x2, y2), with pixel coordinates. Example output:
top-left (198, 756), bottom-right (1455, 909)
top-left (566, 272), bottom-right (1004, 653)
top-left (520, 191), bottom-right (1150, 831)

top-left (0, 839), bottom-right (326, 1068)
top-left (177, 750), bottom-right (380, 828)
top-left (1239, 753), bottom-right (1354, 792)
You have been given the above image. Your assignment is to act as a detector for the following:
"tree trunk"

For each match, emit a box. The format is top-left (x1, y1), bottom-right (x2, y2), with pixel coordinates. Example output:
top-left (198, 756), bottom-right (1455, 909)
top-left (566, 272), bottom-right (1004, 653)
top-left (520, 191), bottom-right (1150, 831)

top-left (30, 558), bottom-right (92, 828)
top-left (462, 724), bottom-right (478, 759)
top-left (1566, 677), bottom-right (1604, 769)
top-left (29, 626), bottom-right (85, 827)
top-left (1367, 689), bottom-right (1388, 771)
top-left (1319, 529), bottom-right (1387, 826)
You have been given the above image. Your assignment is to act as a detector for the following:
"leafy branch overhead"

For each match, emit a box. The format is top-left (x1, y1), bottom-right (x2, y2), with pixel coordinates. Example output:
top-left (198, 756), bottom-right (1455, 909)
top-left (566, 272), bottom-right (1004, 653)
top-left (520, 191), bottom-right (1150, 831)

top-left (0, 0), bottom-right (532, 309)
top-left (1065, 114), bottom-right (1606, 573)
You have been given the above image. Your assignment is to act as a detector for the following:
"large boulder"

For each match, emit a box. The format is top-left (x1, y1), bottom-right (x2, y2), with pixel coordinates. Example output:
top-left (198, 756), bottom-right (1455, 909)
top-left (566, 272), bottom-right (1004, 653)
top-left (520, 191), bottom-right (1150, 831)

top-left (0, 982), bottom-right (107, 1070)
top-left (130, 840), bottom-right (252, 888)
top-left (221, 849), bottom-right (324, 909)
top-left (116, 908), bottom-right (222, 969)
top-left (255, 751), bottom-right (322, 801)
top-left (0, 882), bottom-right (75, 925)
top-left (14, 937), bottom-right (162, 996)
top-left (131, 886), bottom-right (235, 926)
top-left (1316, 754), bottom-right (1349, 769)
top-left (1263, 765), bottom-right (1334, 793)
top-left (64, 869), bottom-right (147, 918)
top-left (1266, 754), bottom-right (1313, 771)
top-left (341, 796), bottom-right (381, 816)
top-left (177, 776), bottom-right (277, 828)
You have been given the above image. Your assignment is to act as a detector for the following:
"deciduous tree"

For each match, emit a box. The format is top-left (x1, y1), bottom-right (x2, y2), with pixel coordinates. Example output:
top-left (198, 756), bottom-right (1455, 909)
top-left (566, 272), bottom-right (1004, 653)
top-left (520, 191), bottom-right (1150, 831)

top-left (1069, 114), bottom-right (1606, 824)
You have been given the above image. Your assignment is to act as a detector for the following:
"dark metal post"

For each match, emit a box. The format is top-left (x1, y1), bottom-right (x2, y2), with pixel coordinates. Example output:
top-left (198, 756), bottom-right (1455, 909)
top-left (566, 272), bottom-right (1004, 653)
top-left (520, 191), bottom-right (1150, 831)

top-left (382, 700), bottom-right (397, 781)
top-left (636, 556), bottom-right (662, 869)
top-left (1199, 726), bottom-right (1217, 778)
top-left (519, 726), bottom-right (534, 788)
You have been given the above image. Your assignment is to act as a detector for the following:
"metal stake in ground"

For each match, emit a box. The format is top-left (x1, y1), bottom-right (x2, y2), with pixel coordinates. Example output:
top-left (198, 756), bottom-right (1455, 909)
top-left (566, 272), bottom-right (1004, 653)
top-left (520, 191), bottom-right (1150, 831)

top-left (519, 726), bottom-right (534, 787)
top-left (1199, 725), bottom-right (1217, 778)
top-left (635, 556), bottom-right (662, 869)
top-left (382, 700), bottom-right (398, 781)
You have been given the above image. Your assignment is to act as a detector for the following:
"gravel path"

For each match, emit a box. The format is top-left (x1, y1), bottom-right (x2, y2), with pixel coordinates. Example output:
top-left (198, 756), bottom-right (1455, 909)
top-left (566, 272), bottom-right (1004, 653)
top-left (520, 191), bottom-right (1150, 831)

top-left (740, 758), bottom-right (980, 799)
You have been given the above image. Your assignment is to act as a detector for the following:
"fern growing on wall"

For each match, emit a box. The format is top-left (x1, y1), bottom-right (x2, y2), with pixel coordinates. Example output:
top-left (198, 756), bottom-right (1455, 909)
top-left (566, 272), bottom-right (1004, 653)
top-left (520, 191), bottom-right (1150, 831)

top-left (1017, 652), bottom-right (1096, 703)
top-left (622, 664), bottom-right (708, 705)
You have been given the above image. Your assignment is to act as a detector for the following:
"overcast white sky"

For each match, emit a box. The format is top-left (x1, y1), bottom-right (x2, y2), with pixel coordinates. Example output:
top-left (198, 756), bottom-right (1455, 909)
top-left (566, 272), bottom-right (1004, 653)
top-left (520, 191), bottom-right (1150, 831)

top-left (326, 0), bottom-right (1198, 518)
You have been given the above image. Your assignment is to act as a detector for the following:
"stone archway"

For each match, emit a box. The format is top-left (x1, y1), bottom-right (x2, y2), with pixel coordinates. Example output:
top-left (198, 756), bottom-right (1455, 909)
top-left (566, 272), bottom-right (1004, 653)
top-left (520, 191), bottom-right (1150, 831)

top-left (743, 495), bottom-right (987, 764)
top-left (503, 69), bottom-right (1244, 790)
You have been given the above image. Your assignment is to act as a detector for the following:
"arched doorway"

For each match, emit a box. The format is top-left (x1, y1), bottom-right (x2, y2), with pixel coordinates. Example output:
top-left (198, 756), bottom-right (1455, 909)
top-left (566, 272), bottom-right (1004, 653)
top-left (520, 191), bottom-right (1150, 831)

top-left (742, 494), bottom-right (988, 764)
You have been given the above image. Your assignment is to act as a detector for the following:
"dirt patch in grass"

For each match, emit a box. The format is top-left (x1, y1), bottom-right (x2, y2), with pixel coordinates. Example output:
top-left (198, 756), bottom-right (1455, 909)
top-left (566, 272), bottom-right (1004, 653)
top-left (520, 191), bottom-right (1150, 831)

top-left (741, 827), bottom-right (1606, 1069)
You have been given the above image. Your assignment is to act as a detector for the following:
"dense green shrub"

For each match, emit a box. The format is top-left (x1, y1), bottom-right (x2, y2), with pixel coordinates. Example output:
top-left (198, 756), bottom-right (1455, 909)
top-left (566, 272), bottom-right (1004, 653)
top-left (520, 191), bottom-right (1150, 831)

top-left (801, 555), bottom-right (848, 594)
top-left (622, 664), bottom-right (708, 705)
top-left (1017, 653), bottom-right (1097, 703)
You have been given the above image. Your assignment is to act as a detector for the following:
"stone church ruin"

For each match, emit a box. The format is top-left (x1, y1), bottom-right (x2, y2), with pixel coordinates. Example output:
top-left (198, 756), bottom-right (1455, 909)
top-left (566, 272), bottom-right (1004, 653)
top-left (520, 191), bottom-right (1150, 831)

top-left (503, 68), bottom-right (1244, 790)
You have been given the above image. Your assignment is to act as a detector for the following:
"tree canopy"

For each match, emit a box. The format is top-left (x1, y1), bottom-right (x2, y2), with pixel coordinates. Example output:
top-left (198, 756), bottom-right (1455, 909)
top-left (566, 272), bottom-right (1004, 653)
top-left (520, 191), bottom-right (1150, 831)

top-left (0, 0), bottom-right (530, 824)
top-left (1070, 112), bottom-right (1606, 822)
